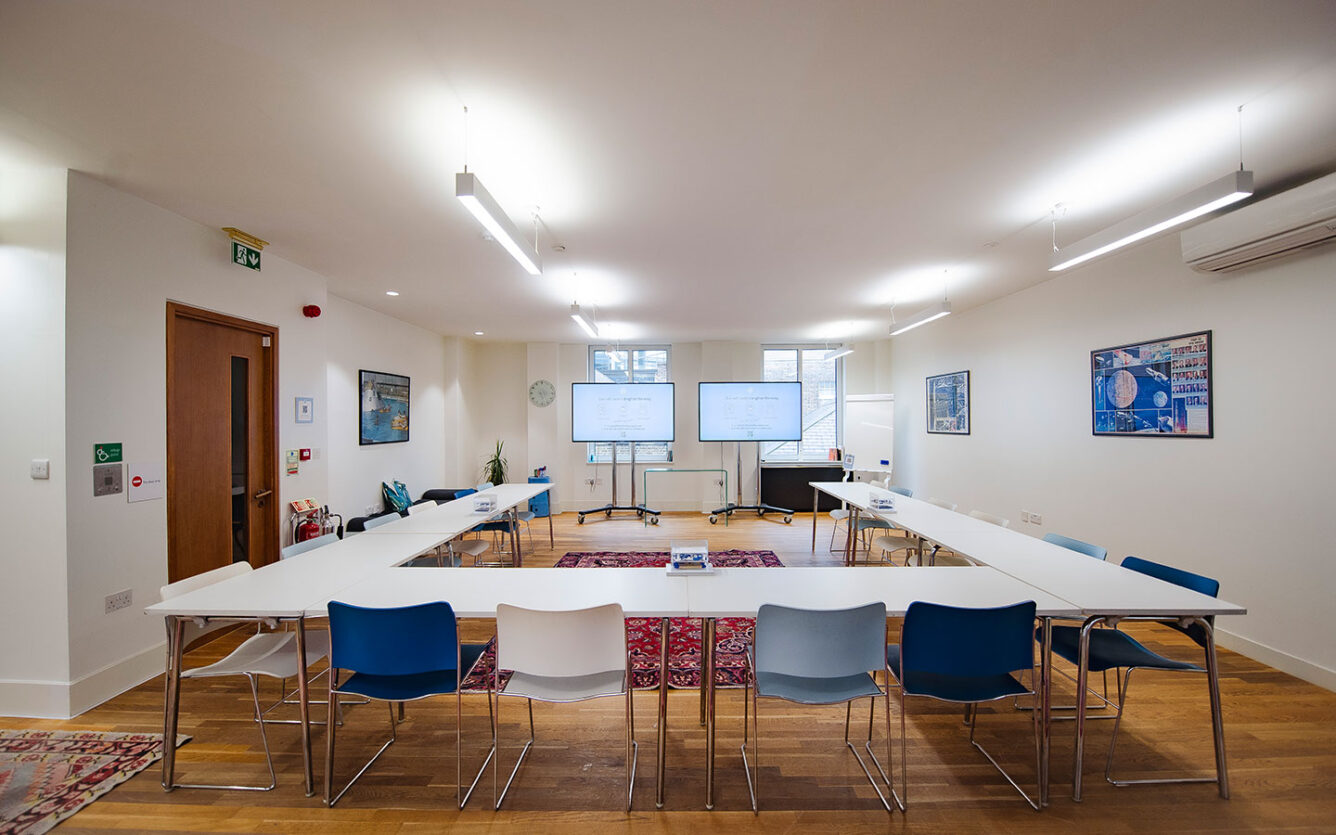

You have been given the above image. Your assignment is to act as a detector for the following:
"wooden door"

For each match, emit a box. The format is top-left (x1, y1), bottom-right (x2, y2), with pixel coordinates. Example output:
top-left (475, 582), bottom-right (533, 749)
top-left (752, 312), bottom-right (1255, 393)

top-left (166, 302), bottom-right (278, 583)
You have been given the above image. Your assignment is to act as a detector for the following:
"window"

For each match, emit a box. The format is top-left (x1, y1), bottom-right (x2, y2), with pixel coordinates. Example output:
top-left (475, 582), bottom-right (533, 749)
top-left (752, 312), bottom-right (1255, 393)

top-left (586, 345), bottom-right (672, 463)
top-left (761, 346), bottom-right (841, 462)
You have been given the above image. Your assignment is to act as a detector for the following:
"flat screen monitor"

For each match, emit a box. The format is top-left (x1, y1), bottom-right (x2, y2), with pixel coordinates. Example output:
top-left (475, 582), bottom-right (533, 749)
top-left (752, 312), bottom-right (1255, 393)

top-left (571, 382), bottom-right (675, 442)
top-left (698, 381), bottom-right (802, 442)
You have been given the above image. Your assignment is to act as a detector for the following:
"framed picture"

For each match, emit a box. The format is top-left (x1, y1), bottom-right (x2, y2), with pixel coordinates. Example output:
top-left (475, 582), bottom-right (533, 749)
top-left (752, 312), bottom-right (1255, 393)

top-left (1091, 330), bottom-right (1212, 437)
top-left (294, 397), bottom-right (314, 424)
top-left (926, 370), bottom-right (970, 434)
top-left (359, 369), bottom-right (410, 445)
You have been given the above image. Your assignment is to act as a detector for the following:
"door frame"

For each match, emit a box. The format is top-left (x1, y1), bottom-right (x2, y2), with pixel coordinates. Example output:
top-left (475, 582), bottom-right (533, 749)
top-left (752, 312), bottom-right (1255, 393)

top-left (166, 301), bottom-right (281, 572)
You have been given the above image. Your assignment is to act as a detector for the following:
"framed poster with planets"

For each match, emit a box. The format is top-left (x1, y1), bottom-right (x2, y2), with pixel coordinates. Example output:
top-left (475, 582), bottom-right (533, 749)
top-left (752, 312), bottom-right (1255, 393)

top-left (1091, 330), bottom-right (1212, 437)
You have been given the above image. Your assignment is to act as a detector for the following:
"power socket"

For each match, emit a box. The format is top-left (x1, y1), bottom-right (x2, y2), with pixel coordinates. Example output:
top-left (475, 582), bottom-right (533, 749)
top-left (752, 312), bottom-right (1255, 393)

top-left (1031, 512), bottom-right (1043, 525)
top-left (105, 589), bottom-right (133, 614)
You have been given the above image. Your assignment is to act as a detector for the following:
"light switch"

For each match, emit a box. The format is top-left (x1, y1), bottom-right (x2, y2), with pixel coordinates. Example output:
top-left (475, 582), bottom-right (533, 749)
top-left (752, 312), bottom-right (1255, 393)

top-left (30, 459), bottom-right (50, 479)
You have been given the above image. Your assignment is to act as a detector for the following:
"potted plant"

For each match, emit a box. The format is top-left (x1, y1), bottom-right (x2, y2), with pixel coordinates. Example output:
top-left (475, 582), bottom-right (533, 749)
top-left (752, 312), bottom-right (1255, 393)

top-left (481, 440), bottom-right (508, 485)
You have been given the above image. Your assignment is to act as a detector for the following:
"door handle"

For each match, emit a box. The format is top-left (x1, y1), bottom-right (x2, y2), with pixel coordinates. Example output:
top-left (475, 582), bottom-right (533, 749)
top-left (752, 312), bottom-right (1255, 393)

top-left (253, 489), bottom-right (273, 502)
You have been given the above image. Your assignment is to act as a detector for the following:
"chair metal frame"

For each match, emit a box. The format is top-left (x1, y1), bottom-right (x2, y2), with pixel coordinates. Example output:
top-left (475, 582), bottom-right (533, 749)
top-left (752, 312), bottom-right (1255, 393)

top-left (159, 563), bottom-right (330, 792)
top-left (323, 601), bottom-right (494, 809)
top-left (492, 603), bottom-right (638, 811)
top-left (740, 602), bottom-right (900, 814)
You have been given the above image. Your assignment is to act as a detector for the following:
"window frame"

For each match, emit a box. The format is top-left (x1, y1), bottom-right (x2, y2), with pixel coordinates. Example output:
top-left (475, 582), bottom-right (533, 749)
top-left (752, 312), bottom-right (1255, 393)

top-left (585, 344), bottom-right (673, 464)
top-left (759, 344), bottom-right (844, 464)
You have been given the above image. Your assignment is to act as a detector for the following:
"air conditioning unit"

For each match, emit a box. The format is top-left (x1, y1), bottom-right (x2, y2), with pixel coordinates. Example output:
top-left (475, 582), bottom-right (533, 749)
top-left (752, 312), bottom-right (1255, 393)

top-left (1181, 172), bottom-right (1336, 272)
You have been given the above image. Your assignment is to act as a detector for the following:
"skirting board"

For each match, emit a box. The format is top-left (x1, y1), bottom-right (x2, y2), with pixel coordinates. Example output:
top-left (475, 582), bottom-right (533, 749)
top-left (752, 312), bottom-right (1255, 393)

top-left (0, 642), bottom-right (165, 719)
top-left (1216, 629), bottom-right (1336, 693)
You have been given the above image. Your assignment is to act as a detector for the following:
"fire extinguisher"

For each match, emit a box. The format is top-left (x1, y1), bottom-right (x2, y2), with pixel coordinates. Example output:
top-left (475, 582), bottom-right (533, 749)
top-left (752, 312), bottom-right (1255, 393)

top-left (296, 510), bottom-right (322, 542)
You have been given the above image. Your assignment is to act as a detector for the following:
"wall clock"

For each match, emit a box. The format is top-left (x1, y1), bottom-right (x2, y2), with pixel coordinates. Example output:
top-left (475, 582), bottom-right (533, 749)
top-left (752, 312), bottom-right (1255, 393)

top-left (528, 379), bottom-right (556, 407)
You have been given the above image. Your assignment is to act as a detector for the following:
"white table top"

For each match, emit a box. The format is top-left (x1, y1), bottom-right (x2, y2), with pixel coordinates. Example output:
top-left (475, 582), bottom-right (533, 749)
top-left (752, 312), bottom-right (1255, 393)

top-left (362, 483), bottom-right (550, 536)
top-left (311, 566), bottom-right (693, 619)
top-left (144, 531), bottom-right (447, 618)
top-left (810, 482), bottom-right (1246, 619)
top-left (683, 566), bottom-right (1081, 619)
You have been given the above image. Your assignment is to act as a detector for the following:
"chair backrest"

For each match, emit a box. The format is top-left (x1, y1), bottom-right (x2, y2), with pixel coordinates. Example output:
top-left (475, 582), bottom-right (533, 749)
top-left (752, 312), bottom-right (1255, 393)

top-left (755, 602), bottom-right (887, 679)
top-left (1121, 556), bottom-right (1220, 647)
top-left (160, 562), bottom-right (253, 643)
top-left (281, 532), bottom-right (339, 560)
top-left (900, 600), bottom-right (1036, 678)
top-left (496, 603), bottom-right (626, 678)
top-left (924, 497), bottom-right (957, 511)
top-left (1042, 532), bottom-right (1107, 561)
top-left (327, 600), bottom-right (460, 675)
top-left (476, 482), bottom-right (494, 491)
top-left (362, 512), bottom-right (399, 530)
top-left (969, 509), bottom-right (1010, 528)
top-left (887, 485), bottom-right (913, 497)
top-left (407, 501), bottom-right (433, 516)
top-left (453, 488), bottom-right (477, 499)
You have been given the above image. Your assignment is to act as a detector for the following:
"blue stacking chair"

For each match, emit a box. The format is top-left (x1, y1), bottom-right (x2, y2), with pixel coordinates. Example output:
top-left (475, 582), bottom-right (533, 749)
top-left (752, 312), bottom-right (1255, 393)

top-left (889, 600), bottom-right (1041, 809)
top-left (1048, 556), bottom-right (1227, 792)
top-left (1032, 532), bottom-right (1116, 715)
top-left (742, 602), bottom-right (898, 813)
top-left (323, 601), bottom-right (493, 808)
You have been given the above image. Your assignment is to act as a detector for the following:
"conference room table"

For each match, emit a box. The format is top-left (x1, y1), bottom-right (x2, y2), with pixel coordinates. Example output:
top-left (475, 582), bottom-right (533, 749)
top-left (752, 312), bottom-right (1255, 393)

top-left (809, 481), bottom-right (1247, 802)
top-left (146, 483), bottom-right (552, 797)
top-left (363, 482), bottom-right (556, 565)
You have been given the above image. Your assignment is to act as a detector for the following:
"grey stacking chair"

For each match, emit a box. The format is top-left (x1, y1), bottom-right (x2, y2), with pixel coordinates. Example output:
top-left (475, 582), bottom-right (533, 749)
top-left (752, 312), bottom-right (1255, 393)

top-left (1042, 532), bottom-right (1107, 561)
top-left (362, 512), bottom-right (399, 530)
top-left (742, 602), bottom-right (898, 813)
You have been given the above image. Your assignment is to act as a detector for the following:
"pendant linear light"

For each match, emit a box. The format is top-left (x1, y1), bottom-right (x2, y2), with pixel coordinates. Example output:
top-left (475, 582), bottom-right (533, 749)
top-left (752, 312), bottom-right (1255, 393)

top-left (456, 171), bottom-right (542, 275)
top-left (570, 303), bottom-right (599, 338)
top-left (889, 300), bottom-right (951, 336)
top-left (1050, 170), bottom-right (1253, 272)
top-left (823, 345), bottom-right (854, 361)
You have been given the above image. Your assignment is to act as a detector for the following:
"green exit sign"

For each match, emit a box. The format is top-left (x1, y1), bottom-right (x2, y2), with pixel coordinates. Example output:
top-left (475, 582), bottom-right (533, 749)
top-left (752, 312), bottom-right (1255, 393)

top-left (232, 241), bottom-right (261, 271)
top-left (94, 442), bottom-right (122, 464)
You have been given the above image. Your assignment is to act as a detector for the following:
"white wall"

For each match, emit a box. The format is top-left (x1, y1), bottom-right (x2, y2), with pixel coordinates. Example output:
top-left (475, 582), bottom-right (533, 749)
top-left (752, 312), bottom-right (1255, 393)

top-left (324, 295), bottom-right (450, 517)
top-left (888, 234), bottom-right (1336, 688)
top-left (0, 161), bottom-right (71, 716)
top-left (56, 172), bottom-right (335, 715)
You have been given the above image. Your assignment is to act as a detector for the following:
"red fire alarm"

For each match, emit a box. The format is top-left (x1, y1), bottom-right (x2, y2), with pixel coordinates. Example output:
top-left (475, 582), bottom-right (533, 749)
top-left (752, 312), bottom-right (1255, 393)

top-left (299, 448), bottom-right (311, 461)
top-left (302, 304), bottom-right (321, 318)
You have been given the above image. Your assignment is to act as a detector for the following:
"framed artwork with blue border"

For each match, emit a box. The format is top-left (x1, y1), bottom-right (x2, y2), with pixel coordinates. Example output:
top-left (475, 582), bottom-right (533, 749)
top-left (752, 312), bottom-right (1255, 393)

top-left (926, 370), bottom-right (970, 434)
top-left (359, 369), bottom-right (410, 445)
top-left (1091, 330), bottom-right (1212, 437)
top-left (294, 397), bottom-right (314, 424)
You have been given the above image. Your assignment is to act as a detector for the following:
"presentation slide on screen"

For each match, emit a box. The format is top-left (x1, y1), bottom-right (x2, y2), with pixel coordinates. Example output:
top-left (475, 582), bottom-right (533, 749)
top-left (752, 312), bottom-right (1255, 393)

top-left (571, 383), bottom-right (675, 442)
top-left (698, 381), bottom-right (802, 442)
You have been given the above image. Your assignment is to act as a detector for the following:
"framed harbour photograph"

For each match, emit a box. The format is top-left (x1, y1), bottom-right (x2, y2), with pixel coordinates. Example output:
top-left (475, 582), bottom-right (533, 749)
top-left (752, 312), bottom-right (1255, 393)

top-left (1091, 330), bottom-right (1212, 437)
top-left (926, 370), bottom-right (970, 434)
top-left (359, 369), bottom-right (410, 445)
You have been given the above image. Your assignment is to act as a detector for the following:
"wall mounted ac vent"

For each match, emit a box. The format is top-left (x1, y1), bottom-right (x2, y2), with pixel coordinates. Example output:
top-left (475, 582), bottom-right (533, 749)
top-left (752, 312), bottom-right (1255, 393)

top-left (1181, 172), bottom-right (1336, 272)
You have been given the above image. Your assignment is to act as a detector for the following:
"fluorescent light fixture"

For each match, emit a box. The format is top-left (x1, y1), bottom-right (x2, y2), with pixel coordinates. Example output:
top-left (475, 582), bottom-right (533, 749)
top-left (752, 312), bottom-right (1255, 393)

top-left (385, 290), bottom-right (400, 296)
top-left (455, 171), bottom-right (542, 275)
top-left (823, 346), bottom-right (854, 361)
top-left (889, 300), bottom-right (951, 336)
top-left (1050, 170), bottom-right (1253, 271)
top-left (570, 303), bottom-right (599, 338)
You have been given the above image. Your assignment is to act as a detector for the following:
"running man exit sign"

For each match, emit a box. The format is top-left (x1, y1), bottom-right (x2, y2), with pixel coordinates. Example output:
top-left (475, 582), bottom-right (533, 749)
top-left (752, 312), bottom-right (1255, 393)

top-left (232, 240), bottom-right (261, 271)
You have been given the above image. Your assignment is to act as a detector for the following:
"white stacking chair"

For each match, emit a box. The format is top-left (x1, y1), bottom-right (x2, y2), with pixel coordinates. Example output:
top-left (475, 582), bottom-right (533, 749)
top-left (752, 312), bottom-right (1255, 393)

top-left (493, 603), bottom-right (637, 811)
top-left (160, 563), bottom-right (329, 791)
top-left (915, 499), bottom-right (959, 565)
top-left (280, 532), bottom-right (338, 560)
top-left (968, 509), bottom-right (1010, 528)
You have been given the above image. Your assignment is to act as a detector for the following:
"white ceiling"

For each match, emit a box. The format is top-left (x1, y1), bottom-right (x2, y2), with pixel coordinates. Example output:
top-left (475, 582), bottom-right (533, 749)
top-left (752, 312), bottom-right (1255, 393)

top-left (3, 1), bottom-right (1334, 343)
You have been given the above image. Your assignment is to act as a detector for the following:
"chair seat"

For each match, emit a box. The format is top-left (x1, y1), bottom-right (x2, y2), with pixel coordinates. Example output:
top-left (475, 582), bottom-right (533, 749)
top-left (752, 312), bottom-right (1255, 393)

top-left (452, 539), bottom-right (489, 557)
top-left (887, 644), bottom-right (1029, 702)
top-left (182, 630), bottom-right (329, 680)
top-left (335, 643), bottom-right (488, 700)
top-left (1049, 625), bottom-right (1204, 674)
top-left (502, 669), bottom-right (625, 702)
top-left (755, 670), bottom-right (881, 704)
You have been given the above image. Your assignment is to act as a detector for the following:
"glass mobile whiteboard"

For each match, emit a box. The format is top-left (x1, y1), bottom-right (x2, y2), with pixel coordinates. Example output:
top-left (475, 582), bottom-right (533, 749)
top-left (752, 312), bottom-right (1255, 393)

top-left (570, 382), bottom-right (675, 442)
top-left (697, 381), bottom-right (802, 442)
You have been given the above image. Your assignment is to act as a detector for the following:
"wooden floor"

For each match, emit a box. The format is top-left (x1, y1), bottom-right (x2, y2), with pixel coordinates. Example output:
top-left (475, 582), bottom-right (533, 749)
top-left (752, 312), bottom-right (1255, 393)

top-left (14, 510), bottom-right (1336, 833)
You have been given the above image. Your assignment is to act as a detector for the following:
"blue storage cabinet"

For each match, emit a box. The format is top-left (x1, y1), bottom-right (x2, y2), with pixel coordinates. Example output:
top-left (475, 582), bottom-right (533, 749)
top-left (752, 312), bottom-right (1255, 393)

top-left (527, 476), bottom-right (552, 517)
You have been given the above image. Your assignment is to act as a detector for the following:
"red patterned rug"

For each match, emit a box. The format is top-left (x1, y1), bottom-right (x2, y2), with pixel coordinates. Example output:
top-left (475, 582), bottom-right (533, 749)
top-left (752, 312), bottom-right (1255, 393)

top-left (462, 550), bottom-right (782, 691)
top-left (0, 729), bottom-right (187, 835)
